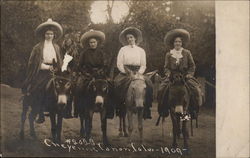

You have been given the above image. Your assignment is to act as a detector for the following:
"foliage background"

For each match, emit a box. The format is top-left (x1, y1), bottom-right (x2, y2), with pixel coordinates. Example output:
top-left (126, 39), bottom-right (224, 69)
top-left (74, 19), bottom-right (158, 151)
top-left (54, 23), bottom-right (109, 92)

top-left (1, 0), bottom-right (215, 99)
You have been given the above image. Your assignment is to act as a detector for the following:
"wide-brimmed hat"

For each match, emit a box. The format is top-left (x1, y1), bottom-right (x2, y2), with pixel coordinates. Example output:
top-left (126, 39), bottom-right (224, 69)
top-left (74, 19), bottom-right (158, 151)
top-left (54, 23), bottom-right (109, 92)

top-left (35, 18), bottom-right (63, 39)
top-left (119, 27), bottom-right (143, 46)
top-left (164, 29), bottom-right (190, 46)
top-left (80, 29), bottom-right (105, 47)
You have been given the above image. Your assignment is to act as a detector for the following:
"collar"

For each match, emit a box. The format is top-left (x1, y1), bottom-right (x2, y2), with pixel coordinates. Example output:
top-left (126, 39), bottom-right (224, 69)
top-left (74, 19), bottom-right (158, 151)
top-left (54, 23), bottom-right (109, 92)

top-left (128, 44), bottom-right (136, 48)
top-left (170, 48), bottom-right (183, 64)
top-left (44, 40), bottom-right (53, 45)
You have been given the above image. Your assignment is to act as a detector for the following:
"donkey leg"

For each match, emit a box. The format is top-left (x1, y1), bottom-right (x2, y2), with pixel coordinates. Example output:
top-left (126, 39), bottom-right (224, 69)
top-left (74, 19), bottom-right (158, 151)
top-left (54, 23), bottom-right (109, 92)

top-left (177, 116), bottom-right (181, 139)
top-left (56, 114), bottom-right (63, 144)
top-left (49, 113), bottom-right (57, 142)
top-left (28, 107), bottom-right (39, 139)
top-left (123, 114), bottom-right (128, 137)
top-left (86, 110), bottom-right (93, 142)
top-left (138, 108), bottom-right (143, 144)
top-left (20, 103), bottom-right (29, 140)
top-left (170, 111), bottom-right (178, 148)
top-left (182, 120), bottom-right (189, 150)
top-left (101, 110), bottom-right (110, 146)
top-left (118, 115), bottom-right (123, 137)
top-left (79, 113), bottom-right (86, 138)
top-left (127, 110), bottom-right (133, 143)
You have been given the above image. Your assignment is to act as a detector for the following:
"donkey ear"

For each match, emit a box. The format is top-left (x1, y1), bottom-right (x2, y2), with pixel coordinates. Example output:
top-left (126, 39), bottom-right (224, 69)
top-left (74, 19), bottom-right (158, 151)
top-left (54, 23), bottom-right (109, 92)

top-left (52, 58), bottom-right (62, 72)
top-left (52, 59), bottom-right (57, 68)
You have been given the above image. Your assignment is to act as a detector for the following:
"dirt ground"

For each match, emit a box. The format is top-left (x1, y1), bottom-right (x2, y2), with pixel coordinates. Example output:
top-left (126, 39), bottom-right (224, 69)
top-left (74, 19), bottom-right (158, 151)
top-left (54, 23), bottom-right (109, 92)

top-left (1, 84), bottom-right (215, 158)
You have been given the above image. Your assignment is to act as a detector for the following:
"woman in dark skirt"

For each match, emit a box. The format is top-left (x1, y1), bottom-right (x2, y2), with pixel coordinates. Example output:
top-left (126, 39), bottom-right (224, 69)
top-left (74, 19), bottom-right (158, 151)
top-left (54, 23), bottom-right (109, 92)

top-left (158, 29), bottom-right (203, 118)
top-left (114, 27), bottom-right (153, 119)
top-left (22, 19), bottom-right (63, 123)
top-left (74, 30), bottom-right (114, 118)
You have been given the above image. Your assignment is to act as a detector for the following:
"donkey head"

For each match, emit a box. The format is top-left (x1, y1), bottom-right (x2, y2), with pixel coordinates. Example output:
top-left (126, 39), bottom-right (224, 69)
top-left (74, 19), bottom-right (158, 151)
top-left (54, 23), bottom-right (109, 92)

top-left (89, 79), bottom-right (109, 109)
top-left (127, 72), bottom-right (146, 108)
top-left (50, 59), bottom-right (72, 111)
top-left (168, 72), bottom-right (189, 116)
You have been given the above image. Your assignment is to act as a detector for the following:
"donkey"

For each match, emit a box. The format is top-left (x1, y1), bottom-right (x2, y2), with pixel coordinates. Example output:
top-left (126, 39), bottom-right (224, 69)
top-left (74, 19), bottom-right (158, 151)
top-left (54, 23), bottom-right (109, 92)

top-left (125, 72), bottom-right (147, 143)
top-left (168, 72), bottom-right (190, 149)
top-left (117, 70), bottom-right (157, 142)
top-left (20, 61), bottom-right (72, 143)
top-left (76, 75), bottom-right (111, 145)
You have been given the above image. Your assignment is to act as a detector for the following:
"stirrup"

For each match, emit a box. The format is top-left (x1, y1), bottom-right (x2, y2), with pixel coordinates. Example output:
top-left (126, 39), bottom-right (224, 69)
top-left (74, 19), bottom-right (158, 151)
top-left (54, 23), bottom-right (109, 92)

top-left (180, 113), bottom-right (191, 121)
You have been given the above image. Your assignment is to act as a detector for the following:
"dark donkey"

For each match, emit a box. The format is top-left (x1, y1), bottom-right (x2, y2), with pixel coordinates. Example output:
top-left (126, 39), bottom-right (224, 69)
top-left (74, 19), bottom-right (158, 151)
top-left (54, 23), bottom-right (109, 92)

top-left (20, 60), bottom-right (72, 143)
top-left (168, 72), bottom-right (191, 150)
top-left (75, 74), bottom-right (111, 145)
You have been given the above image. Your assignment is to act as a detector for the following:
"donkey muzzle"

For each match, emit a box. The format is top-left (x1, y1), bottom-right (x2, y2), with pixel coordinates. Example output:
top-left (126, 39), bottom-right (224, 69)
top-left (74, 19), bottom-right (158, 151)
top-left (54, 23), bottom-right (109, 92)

top-left (175, 105), bottom-right (184, 114)
top-left (58, 94), bottom-right (67, 105)
top-left (95, 96), bottom-right (104, 107)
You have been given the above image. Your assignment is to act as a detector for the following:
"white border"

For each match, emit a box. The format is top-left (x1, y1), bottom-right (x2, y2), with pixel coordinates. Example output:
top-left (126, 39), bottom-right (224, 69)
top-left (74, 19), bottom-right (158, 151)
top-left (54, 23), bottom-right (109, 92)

top-left (216, 1), bottom-right (249, 158)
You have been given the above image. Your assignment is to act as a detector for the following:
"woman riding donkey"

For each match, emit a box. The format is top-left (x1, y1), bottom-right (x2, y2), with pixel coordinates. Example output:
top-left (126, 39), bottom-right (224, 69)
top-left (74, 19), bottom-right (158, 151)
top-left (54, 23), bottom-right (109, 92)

top-left (114, 27), bottom-right (153, 120)
top-left (158, 29), bottom-right (203, 120)
top-left (22, 18), bottom-right (70, 124)
top-left (74, 29), bottom-right (114, 119)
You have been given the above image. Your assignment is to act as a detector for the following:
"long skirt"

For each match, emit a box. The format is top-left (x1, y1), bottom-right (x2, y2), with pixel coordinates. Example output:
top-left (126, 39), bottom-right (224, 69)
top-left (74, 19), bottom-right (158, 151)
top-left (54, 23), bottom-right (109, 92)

top-left (26, 70), bottom-right (52, 112)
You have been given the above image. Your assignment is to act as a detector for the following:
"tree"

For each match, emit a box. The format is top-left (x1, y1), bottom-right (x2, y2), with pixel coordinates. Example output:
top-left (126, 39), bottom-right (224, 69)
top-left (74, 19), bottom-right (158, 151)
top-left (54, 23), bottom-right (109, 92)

top-left (1, 1), bottom-right (92, 87)
top-left (119, 1), bottom-right (215, 78)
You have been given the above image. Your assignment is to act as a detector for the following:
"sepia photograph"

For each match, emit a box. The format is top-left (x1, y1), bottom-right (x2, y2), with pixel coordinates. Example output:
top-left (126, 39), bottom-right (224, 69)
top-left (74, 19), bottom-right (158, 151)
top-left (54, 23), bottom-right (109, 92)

top-left (3, 0), bottom-right (247, 158)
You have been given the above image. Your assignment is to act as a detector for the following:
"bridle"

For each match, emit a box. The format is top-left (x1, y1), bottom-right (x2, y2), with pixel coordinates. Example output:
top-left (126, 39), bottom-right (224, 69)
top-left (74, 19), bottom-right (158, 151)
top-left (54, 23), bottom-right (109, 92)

top-left (87, 77), bottom-right (109, 94)
top-left (46, 71), bottom-right (72, 109)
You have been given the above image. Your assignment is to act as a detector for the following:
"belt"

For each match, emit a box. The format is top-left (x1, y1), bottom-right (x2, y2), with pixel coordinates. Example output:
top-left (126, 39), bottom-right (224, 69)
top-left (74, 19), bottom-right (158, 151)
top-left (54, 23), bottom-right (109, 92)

top-left (124, 65), bottom-right (140, 71)
top-left (43, 63), bottom-right (53, 66)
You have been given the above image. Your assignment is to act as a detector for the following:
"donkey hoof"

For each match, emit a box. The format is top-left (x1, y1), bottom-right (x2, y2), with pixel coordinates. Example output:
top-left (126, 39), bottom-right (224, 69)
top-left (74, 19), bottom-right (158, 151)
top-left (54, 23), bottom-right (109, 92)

top-left (139, 139), bottom-right (143, 144)
top-left (20, 131), bottom-right (24, 140)
top-left (124, 133), bottom-right (128, 137)
top-left (118, 132), bottom-right (123, 137)
top-left (56, 139), bottom-right (61, 144)
top-left (172, 143), bottom-right (178, 149)
top-left (103, 140), bottom-right (111, 147)
top-left (30, 132), bottom-right (37, 139)
top-left (182, 148), bottom-right (190, 155)
top-left (80, 132), bottom-right (86, 138)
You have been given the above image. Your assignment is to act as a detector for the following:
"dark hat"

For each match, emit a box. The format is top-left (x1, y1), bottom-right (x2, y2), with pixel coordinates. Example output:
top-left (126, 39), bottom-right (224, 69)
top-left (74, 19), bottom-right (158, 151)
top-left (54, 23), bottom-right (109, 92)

top-left (35, 18), bottom-right (63, 39)
top-left (80, 29), bottom-right (105, 47)
top-left (119, 27), bottom-right (143, 46)
top-left (164, 29), bottom-right (190, 46)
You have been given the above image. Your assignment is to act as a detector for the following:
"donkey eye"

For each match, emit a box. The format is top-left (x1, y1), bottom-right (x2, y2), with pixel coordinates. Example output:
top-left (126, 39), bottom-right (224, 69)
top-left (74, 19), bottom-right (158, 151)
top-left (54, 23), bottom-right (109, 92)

top-left (55, 81), bottom-right (60, 88)
top-left (65, 82), bottom-right (71, 89)
top-left (103, 86), bottom-right (107, 91)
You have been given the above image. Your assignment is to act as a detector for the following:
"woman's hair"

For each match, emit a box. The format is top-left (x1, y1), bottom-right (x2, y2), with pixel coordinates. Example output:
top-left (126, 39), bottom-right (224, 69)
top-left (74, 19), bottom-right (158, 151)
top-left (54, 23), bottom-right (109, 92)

top-left (88, 37), bottom-right (100, 43)
top-left (42, 26), bottom-right (58, 39)
top-left (170, 36), bottom-right (186, 48)
top-left (125, 31), bottom-right (137, 40)
top-left (83, 37), bottom-right (101, 49)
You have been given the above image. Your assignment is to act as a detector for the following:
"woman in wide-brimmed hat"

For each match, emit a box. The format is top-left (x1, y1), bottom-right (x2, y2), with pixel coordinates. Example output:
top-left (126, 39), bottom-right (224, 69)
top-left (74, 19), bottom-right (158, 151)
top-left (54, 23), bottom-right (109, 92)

top-left (114, 27), bottom-right (153, 119)
top-left (22, 18), bottom-right (64, 123)
top-left (78, 29), bottom-right (107, 77)
top-left (75, 29), bottom-right (114, 118)
top-left (158, 29), bottom-right (203, 118)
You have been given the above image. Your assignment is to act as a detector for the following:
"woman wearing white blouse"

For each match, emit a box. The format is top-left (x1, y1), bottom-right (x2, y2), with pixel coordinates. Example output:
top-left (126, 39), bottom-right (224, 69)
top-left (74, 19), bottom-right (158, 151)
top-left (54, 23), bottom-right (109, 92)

top-left (117, 44), bottom-right (146, 74)
top-left (22, 19), bottom-right (64, 123)
top-left (114, 27), bottom-right (153, 119)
